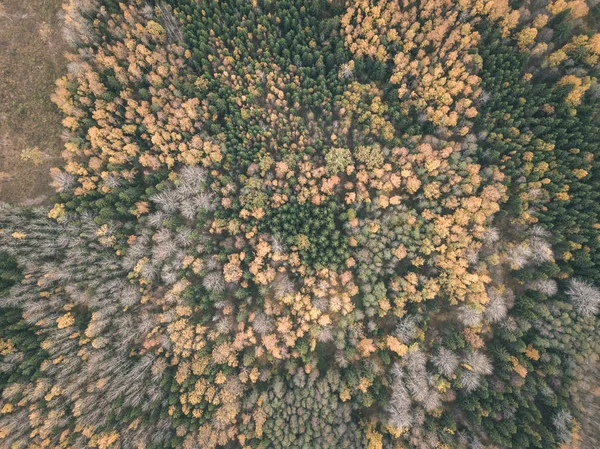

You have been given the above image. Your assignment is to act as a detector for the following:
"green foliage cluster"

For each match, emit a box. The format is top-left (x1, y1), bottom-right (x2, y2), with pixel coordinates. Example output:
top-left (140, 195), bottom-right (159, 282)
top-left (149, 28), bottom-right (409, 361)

top-left (176, 0), bottom-right (349, 169)
top-left (0, 253), bottom-right (46, 389)
top-left (260, 201), bottom-right (349, 269)
top-left (476, 31), bottom-right (600, 283)
top-left (249, 371), bottom-right (365, 449)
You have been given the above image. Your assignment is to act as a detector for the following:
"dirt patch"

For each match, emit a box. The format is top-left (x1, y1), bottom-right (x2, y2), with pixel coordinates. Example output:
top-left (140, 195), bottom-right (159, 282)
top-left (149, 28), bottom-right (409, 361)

top-left (0, 0), bottom-right (67, 204)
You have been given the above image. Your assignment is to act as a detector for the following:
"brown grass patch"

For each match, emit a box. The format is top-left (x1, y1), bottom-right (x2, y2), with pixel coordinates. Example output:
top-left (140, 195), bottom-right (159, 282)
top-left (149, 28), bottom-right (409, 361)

top-left (0, 0), bottom-right (66, 204)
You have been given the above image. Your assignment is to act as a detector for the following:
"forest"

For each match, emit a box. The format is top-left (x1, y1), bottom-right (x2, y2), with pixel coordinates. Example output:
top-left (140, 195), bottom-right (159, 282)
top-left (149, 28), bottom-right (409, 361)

top-left (0, 0), bottom-right (599, 448)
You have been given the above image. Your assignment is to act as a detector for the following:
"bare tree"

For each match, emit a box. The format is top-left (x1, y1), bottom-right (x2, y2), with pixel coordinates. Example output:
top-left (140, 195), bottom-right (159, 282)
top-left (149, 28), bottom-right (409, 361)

top-left (485, 289), bottom-right (508, 323)
top-left (432, 347), bottom-right (459, 377)
top-left (387, 364), bottom-right (413, 429)
top-left (203, 271), bottom-right (226, 293)
top-left (552, 409), bottom-right (573, 443)
top-left (157, 3), bottom-right (184, 42)
top-left (567, 278), bottom-right (600, 316)
top-left (530, 278), bottom-right (558, 296)
top-left (395, 315), bottom-right (420, 343)
top-left (458, 305), bottom-right (483, 327)
top-left (252, 313), bottom-right (274, 336)
top-left (465, 350), bottom-right (493, 375)
top-left (460, 370), bottom-right (481, 393)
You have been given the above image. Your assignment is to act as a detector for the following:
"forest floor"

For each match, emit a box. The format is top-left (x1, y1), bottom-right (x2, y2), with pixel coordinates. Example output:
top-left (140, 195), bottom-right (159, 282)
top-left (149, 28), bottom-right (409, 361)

top-left (0, 0), bottom-right (66, 204)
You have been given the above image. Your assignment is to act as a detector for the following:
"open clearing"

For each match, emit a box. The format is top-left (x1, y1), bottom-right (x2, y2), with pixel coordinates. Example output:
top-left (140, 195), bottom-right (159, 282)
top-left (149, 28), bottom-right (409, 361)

top-left (0, 0), bottom-right (66, 204)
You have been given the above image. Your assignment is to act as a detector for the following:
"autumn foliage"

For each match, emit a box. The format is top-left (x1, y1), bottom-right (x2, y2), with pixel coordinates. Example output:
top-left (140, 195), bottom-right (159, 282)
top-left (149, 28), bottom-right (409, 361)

top-left (0, 0), bottom-right (599, 448)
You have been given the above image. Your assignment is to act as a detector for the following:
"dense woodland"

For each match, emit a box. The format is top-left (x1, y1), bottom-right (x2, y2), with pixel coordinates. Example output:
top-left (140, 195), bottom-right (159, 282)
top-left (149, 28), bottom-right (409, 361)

top-left (1, 0), bottom-right (600, 448)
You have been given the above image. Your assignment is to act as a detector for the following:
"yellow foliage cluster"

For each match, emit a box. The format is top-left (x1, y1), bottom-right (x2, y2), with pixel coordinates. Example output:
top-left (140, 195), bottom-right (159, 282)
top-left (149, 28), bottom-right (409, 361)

top-left (547, 0), bottom-right (589, 20)
top-left (516, 27), bottom-right (538, 51)
top-left (337, 82), bottom-right (395, 141)
top-left (0, 338), bottom-right (15, 357)
top-left (51, 4), bottom-right (219, 196)
top-left (352, 140), bottom-right (505, 308)
top-left (548, 34), bottom-right (600, 67)
top-left (510, 356), bottom-right (528, 378)
top-left (341, 0), bottom-right (518, 127)
top-left (56, 313), bottom-right (75, 329)
top-left (556, 75), bottom-right (596, 107)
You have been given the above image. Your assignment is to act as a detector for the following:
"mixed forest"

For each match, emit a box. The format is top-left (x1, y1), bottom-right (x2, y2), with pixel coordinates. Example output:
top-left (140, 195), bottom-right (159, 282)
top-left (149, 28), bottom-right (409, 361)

top-left (1, 0), bottom-right (600, 448)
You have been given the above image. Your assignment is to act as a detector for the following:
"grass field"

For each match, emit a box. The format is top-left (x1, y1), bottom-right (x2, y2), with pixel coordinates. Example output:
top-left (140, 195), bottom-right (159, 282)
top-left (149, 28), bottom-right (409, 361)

top-left (0, 0), bottom-right (66, 204)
